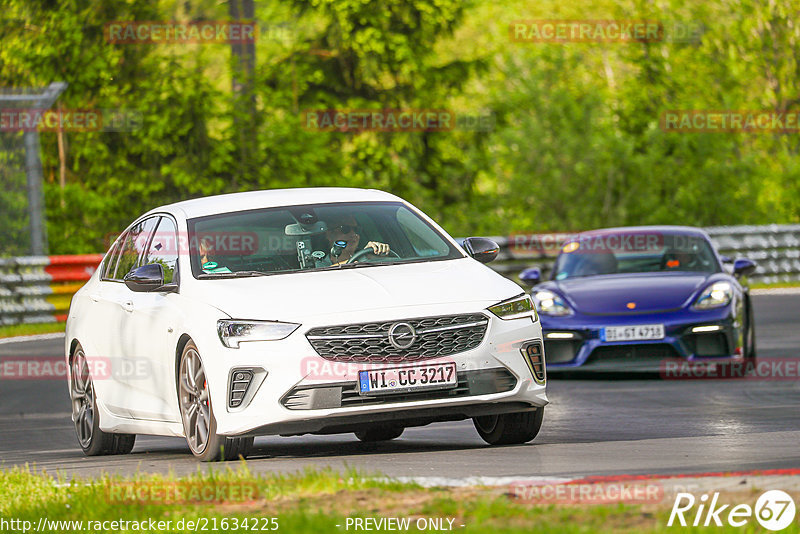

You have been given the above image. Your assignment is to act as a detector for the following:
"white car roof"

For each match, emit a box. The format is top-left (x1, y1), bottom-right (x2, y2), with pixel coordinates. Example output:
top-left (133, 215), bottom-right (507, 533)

top-left (150, 187), bottom-right (403, 219)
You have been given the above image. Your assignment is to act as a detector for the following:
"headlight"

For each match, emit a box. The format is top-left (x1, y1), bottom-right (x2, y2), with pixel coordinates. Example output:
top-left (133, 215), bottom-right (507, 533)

top-left (693, 281), bottom-right (733, 310)
top-left (488, 295), bottom-right (538, 321)
top-left (532, 290), bottom-right (573, 316)
top-left (217, 319), bottom-right (300, 348)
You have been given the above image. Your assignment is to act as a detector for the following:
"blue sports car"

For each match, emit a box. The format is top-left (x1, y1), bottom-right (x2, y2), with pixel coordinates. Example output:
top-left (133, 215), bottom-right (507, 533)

top-left (519, 226), bottom-right (757, 371)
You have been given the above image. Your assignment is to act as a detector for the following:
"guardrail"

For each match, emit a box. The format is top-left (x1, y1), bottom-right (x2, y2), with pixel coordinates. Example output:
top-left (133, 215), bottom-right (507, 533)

top-left (0, 224), bottom-right (798, 326)
top-left (0, 255), bottom-right (102, 325)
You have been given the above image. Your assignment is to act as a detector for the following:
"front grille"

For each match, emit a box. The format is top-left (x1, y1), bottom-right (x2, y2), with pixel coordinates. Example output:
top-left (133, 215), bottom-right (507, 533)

top-left (306, 313), bottom-right (489, 363)
top-left (280, 368), bottom-right (517, 410)
top-left (586, 343), bottom-right (679, 364)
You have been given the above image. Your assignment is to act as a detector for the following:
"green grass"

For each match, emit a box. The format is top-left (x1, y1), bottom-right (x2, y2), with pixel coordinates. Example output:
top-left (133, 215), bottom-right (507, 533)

top-left (1, 466), bottom-right (794, 533)
top-left (0, 322), bottom-right (65, 339)
top-left (750, 280), bottom-right (800, 289)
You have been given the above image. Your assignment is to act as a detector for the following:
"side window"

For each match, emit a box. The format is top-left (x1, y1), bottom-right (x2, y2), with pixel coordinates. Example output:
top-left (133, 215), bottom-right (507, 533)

top-left (113, 217), bottom-right (159, 280)
top-left (143, 217), bottom-right (179, 284)
top-left (102, 239), bottom-right (122, 279)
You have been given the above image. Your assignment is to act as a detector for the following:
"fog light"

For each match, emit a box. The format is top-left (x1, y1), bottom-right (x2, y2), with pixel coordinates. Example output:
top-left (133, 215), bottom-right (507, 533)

top-left (546, 332), bottom-right (576, 339)
top-left (691, 325), bottom-right (722, 333)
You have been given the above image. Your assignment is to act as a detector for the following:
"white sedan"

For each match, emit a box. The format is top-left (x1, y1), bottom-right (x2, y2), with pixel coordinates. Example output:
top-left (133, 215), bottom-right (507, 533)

top-left (66, 188), bottom-right (548, 461)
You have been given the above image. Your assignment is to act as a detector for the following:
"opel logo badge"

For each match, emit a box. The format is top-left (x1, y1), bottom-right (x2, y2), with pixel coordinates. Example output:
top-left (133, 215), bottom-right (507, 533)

top-left (388, 322), bottom-right (417, 350)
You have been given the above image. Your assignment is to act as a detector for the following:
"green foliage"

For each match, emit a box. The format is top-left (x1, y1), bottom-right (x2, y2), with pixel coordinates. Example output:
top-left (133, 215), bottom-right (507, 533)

top-left (0, 0), bottom-right (799, 255)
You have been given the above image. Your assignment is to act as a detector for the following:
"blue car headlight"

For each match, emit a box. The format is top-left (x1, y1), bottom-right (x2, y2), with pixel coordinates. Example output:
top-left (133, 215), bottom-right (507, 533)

top-left (692, 281), bottom-right (733, 310)
top-left (532, 290), bottom-right (573, 316)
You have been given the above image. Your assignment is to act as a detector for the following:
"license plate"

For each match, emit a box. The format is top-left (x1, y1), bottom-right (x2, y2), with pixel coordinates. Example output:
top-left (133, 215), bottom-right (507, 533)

top-left (602, 324), bottom-right (665, 342)
top-left (358, 362), bottom-right (457, 396)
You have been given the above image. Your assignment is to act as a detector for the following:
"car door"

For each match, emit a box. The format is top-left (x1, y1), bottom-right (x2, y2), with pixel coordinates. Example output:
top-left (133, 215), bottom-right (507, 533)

top-left (119, 215), bottom-right (184, 422)
top-left (87, 217), bottom-right (159, 418)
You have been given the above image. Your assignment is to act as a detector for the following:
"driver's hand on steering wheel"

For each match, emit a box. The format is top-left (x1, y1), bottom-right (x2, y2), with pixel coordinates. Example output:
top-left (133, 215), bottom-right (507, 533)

top-left (365, 241), bottom-right (390, 255)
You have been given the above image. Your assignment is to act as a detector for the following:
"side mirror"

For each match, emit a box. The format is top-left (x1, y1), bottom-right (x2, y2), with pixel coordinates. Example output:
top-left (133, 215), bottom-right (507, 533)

top-left (733, 258), bottom-right (756, 277)
top-left (519, 267), bottom-right (542, 286)
top-left (124, 263), bottom-right (166, 292)
top-left (463, 237), bottom-right (499, 264)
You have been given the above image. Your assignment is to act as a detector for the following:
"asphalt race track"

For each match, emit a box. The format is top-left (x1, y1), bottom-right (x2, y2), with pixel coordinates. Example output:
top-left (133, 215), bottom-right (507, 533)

top-left (1, 292), bottom-right (798, 480)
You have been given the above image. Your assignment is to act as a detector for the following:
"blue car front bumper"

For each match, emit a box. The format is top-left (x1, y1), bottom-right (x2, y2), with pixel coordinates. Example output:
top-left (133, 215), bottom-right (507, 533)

top-left (541, 306), bottom-right (744, 371)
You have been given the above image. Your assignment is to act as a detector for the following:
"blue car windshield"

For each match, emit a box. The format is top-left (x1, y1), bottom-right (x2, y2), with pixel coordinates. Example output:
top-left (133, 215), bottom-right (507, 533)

top-left (553, 232), bottom-right (720, 280)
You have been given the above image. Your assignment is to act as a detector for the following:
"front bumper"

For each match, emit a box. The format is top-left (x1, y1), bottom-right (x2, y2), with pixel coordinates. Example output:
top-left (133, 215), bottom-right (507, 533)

top-left (200, 308), bottom-right (548, 436)
top-left (541, 305), bottom-right (744, 371)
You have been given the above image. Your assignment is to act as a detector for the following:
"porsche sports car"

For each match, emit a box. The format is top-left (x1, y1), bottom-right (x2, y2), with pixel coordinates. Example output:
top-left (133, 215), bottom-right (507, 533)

top-left (519, 226), bottom-right (756, 371)
top-left (66, 188), bottom-right (547, 461)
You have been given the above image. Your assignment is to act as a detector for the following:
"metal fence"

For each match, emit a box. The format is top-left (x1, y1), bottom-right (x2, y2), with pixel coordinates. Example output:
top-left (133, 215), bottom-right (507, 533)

top-left (0, 224), bottom-right (798, 326)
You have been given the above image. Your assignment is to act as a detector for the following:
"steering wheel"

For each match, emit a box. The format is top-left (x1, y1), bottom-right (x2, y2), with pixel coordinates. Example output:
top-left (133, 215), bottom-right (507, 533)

top-left (346, 247), bottom-right (401, 264)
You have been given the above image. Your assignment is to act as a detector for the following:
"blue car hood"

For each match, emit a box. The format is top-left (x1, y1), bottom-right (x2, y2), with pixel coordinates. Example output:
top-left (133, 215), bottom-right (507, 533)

top-left (546, 272), bottom-right (712, 315)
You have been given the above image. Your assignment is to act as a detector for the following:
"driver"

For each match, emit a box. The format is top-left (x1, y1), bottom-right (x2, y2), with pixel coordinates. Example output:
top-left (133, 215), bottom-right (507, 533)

top-left (325, 216), bottom-right (390, 265)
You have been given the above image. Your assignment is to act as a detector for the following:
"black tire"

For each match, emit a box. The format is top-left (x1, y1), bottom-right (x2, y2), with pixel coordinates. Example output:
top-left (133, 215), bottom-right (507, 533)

top-left (354, 426), bottom-right (404, 442)
top-left (744, 299), bottom-right (757, 362)
top-left (473, 407), bottom-right (544, 446)
top-left (178, 341), bottom-right (254, 462)
top-left (69, 343), bottom-right (136, 456)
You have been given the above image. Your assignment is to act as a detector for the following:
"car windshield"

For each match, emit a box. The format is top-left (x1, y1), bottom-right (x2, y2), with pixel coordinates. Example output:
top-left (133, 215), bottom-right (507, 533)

top-left (187, 201), bottom-right (462, 278)
top-left (552, 231), bottom-right (720, 280)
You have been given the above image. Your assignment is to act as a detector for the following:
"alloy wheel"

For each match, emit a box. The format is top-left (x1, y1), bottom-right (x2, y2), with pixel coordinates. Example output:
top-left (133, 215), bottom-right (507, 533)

top-left (70, 349), bottom-right (95, 448)
top-left (179, 347), bottom-right (211, 454)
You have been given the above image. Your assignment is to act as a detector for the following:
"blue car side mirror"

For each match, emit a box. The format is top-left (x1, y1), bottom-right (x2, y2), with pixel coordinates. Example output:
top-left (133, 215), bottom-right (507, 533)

top-left (519, 267), bottom-right (542, 286)
top-left (733, 258), bottom-right (756, 277)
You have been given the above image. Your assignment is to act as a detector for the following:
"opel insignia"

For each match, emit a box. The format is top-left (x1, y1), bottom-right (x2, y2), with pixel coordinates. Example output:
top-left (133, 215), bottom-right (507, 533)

top-left (66, 188), bottom-right (547, 461)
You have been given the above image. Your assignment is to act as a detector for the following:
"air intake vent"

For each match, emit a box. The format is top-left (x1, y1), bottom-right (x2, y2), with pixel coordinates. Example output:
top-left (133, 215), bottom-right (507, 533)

top-left (280, 368), bottom-right (517, 410)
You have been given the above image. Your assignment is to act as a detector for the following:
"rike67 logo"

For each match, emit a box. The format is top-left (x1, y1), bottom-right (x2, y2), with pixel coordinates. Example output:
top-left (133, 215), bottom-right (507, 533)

top-left (668, 490), bottom-right (796, 530)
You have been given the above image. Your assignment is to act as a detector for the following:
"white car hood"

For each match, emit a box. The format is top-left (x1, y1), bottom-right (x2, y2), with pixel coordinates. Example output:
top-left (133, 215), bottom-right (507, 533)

top-left (185, 257), bottom-right (522, 322)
